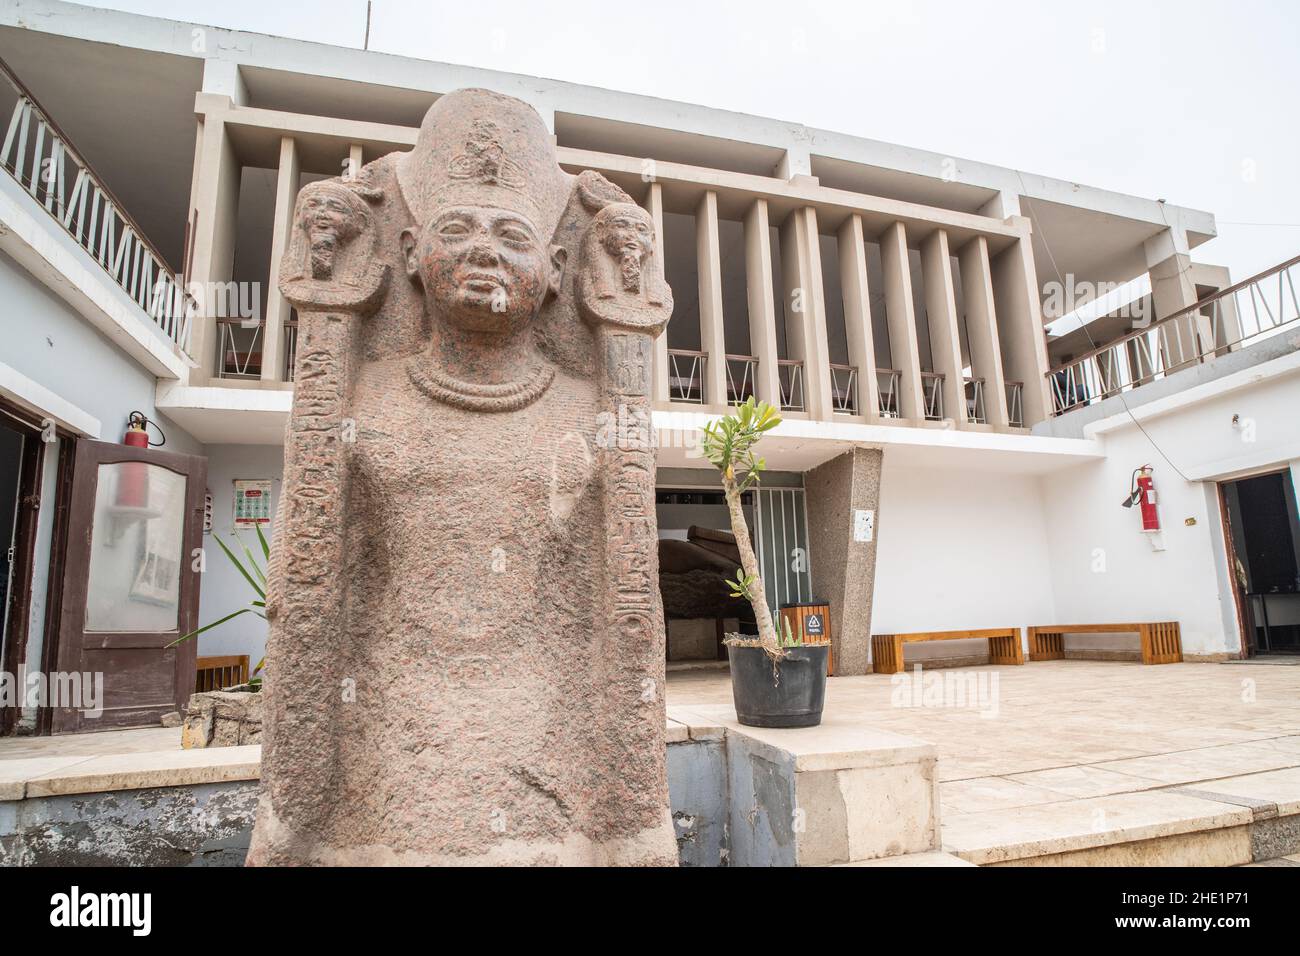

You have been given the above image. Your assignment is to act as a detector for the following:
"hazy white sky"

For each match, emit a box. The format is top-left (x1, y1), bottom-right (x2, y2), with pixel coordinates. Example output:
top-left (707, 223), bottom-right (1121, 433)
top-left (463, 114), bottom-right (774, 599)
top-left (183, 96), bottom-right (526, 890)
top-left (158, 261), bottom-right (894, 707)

top-left (87, 0), bottom-right (1299, 283)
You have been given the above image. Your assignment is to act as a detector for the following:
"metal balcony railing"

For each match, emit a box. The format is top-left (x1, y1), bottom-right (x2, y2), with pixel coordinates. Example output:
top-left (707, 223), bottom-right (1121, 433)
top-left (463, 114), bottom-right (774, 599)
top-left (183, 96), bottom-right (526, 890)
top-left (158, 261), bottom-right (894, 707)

top-left (829, 363), bottom-right (859, 414)
top-left (1048, 254), bottom-right (1300, 415)
top-left (216, 317), bottom-right (262, 380)
top-left (777, 359), bottom-right (804, 412)
top-left (965, 377), bottom-right (987, 424)
top-left (877, 368), bottom-right (901, 417)
top-left (0, 57), bottom-right (194, 356)
top-left (1005, 381), bottom-right (1024, 428)
top-left (921, 371), bottom-right (944, 421)
top-left (668, 348), bottom-right (706, 404)
top-left (725, 354), bottom-right (757, 405)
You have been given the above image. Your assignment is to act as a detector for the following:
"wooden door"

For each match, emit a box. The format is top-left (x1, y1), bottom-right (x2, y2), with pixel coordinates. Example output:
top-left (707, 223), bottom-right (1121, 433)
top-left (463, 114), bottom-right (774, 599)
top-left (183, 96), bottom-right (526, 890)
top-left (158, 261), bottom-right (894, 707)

top-left (1218, 481), bottom-right (1257, 658)
top-left (49, 439), bottom-right (206, 733)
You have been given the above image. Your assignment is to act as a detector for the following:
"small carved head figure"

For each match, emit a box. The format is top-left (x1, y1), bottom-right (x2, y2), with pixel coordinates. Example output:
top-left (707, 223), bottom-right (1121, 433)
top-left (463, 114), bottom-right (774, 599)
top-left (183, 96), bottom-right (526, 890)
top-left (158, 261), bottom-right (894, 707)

top-left (596, 208), bottom-right (655, 294)
top-left (577, 203), bottom-right (671, 332)
top-left (297, 183), bottom-right (366, 280)
top-left (403, 206), bottom-right (565, 335)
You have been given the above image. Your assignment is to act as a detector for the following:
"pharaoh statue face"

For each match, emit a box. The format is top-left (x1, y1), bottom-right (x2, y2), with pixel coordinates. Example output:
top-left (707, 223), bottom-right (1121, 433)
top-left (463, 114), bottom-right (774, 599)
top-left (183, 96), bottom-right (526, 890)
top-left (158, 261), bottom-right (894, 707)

top-left (596, 208), bottom-right (654, 293)
top-left (404, 205), bottom-right (565, 335)
top-left (300, 189), bottom-right (362, 280)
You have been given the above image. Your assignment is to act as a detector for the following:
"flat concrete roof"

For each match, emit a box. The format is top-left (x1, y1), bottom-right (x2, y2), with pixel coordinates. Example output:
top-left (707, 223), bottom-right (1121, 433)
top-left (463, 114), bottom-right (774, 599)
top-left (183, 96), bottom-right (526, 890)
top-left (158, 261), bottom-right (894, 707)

top-left (0, 0), bottom-right (1216, 248)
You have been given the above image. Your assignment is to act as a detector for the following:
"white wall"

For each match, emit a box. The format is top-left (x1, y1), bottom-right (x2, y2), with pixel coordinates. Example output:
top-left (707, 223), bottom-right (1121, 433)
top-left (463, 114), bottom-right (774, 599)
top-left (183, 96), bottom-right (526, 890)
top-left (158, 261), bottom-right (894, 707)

top-left (1038, 357), bottom-right (1300, 658)
top-left (871, 459), bottom-right (1058, 661)
top-left (193, 443), bottom-right (285, 669)
top-left (0, 251), bottom-right (201, 456)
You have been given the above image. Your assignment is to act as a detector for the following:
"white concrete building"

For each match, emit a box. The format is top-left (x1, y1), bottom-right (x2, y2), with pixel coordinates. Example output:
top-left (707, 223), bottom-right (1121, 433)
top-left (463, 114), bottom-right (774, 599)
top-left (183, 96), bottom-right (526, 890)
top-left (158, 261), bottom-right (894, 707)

top-left (0, 0), bottom-right (1297, 733)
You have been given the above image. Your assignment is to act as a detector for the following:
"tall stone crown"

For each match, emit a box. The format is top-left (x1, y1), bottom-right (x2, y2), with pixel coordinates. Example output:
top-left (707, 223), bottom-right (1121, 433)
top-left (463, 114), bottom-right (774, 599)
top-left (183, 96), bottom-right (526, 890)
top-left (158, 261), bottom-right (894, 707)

top-left (396, 88), bottom-right (570, 239)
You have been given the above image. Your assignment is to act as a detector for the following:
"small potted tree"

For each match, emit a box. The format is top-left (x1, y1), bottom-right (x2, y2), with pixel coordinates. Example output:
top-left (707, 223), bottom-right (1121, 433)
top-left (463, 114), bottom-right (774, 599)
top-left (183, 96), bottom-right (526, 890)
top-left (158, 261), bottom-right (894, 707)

top-left (701, 398), bottom-right (829, 727)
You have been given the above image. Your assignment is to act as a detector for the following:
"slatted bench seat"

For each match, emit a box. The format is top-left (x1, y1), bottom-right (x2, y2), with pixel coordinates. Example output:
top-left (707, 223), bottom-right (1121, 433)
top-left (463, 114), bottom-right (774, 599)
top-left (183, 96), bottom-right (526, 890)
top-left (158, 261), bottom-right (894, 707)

top-left (1026, 622), bottom-right (1182, 665)
top-left (871, 628), bottom-right (1024, 675)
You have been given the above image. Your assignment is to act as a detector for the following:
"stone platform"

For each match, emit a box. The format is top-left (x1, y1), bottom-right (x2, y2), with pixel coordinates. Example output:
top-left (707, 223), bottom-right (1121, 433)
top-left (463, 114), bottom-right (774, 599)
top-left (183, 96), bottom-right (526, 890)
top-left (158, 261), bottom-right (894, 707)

top-left (4, 659), bottom-right (1300, 866)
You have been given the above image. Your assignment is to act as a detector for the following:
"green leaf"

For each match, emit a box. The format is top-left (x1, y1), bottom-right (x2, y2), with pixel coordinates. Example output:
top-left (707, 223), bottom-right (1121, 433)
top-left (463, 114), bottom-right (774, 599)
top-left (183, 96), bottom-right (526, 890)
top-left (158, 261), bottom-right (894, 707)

top-left (254, 521), bottom-right (271, 561)
top-left (167, 607), bottom-right (254, 647)
top-left (235, 533), bottom-right (267, 586)
top-left (213, 534), bottom-right (265, 601)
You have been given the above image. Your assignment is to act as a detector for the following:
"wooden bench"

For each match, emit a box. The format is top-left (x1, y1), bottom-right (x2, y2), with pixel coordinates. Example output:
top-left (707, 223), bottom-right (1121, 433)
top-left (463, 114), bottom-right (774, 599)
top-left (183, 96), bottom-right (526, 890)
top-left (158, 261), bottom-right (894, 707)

top-left (871, 628), bottom-right (1024, 675)
top-left (1027, 623), bottom-right (1182, 665)
top-left (195, 654), bottom-right (250, 692)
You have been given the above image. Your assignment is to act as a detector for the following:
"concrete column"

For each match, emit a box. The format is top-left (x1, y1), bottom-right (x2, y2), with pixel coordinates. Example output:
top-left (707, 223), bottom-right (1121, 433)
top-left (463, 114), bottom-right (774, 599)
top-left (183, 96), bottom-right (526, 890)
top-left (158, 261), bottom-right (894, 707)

top-left (744, 199), bottom-right (782, 409)
top-left (201, 60), bottom-right (247, 106)
top-left (346, 143), bottom-right (364, 181)
top-left (803, 446), bottom-right (883, 676)
top-left (957, 235), bottom-right (1010, 428)
top-left (645, 182), bottom-right (669, 405)
top-left (696, 191), bottom-right (730, 411)
top-left (261, 136), bottom-right (299, 383)
top-left (775, 146), bottom-right (812, 181)
top-left (990, 223), bottom-right (1052, 425)
top-left (186, 97), bottom-right (242, 386)
top-left (877, 221), bottom-right (925, 421)
top-left (1144, 228), bottom-right (1208, 367)
top-left (919, 229), bottom-right (966, 427)
top-left (837, 214), bottom-right (880, 420)
top-left (778, 207), bottom-right (834, 419)
top-left (978, 191), bottom-right (1021, 221)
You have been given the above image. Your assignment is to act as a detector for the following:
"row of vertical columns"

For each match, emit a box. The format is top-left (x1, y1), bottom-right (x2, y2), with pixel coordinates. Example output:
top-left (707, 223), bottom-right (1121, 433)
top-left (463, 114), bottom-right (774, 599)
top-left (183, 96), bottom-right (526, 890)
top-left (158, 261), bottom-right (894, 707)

top-left (186, 103), bottom-right (368, 385)
top-left (641, 187), bottom-right (1049, 431)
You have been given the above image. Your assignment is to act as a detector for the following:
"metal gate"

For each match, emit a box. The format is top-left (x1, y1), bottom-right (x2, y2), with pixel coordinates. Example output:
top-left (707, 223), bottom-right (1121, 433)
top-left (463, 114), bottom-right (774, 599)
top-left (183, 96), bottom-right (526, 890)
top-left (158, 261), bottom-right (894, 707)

top-left (753, 487), bottom-right (812, 613)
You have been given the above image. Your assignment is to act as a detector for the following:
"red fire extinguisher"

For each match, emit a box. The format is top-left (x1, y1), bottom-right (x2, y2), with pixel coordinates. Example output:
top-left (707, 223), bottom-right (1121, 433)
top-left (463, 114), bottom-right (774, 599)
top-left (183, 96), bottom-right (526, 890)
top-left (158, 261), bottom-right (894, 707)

top-left (1122, 464), bottom-right (1160, 533)
top-left (117, 411), bottom-right (164, 509)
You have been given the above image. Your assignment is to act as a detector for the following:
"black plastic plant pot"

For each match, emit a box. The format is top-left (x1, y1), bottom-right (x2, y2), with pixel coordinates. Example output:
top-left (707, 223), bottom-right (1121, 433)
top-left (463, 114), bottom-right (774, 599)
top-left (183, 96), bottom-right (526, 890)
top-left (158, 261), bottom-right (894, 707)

top-left (727, 643), bottom-right (830, 728)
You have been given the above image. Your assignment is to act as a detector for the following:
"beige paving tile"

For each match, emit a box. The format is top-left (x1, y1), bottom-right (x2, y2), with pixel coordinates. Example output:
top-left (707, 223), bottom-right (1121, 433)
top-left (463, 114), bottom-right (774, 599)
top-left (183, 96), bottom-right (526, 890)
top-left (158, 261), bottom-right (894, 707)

top-left (25, 745), bottom-right (260, 797)
top-left (1178, 766), bottom-right (1300, 816)
top-left (941, 776), bottom-right (1072, 813)
top-left (0, 756), bottom-right (98, 800)
top-left (0, 727), bottom-right (181, 760)
top-left (942, 790), bottom-right (1252, 865)
top-left (1006, 764), bottom-right (1164, 798)
top-left (1240, 735), bottom-right (1300, 755)
top-left (1093, 743), bottom-right (1300, 787)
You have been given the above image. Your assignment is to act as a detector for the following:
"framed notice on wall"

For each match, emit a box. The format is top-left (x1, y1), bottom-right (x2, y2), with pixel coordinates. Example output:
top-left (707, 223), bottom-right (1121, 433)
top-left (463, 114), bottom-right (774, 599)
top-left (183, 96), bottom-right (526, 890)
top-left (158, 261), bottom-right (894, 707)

top-left (233, 479), bottom-right (273, 526)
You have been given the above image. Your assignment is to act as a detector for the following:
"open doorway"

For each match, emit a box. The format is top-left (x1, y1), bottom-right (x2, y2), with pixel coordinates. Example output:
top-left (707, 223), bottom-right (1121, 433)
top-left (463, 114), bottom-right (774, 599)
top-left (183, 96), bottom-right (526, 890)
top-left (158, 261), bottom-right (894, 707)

top-left (655, 488), bottom-right (756, 663)
top-left (0, 404), bottom-right (46, 735)
top-left (1220, 469), bottom-right (1300, 656)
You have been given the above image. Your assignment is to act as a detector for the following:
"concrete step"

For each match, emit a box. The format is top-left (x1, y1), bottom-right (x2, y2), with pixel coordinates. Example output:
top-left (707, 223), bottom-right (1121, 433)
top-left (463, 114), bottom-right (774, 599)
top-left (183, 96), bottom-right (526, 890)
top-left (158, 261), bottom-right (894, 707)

top-left (941, 766), bottom-right (1300, 866)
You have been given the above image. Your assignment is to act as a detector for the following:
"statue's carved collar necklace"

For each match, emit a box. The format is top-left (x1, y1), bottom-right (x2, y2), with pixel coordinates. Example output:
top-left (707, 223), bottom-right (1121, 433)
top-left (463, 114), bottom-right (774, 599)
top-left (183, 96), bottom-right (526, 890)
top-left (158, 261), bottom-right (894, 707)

top-left (406, 357), bottom-right (555, 413)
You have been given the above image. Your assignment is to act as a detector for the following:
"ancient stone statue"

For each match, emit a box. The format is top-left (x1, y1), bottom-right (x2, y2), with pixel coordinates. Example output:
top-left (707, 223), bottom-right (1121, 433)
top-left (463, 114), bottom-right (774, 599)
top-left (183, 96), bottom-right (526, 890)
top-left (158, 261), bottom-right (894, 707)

top-left (246, 89), bottom-right (677, 866)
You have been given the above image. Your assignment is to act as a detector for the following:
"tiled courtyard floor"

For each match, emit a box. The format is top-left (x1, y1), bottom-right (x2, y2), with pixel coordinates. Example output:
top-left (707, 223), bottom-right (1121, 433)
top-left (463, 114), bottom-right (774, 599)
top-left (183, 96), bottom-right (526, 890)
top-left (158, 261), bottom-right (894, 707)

top-left (667, 659), bottom-right (1300, 863)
